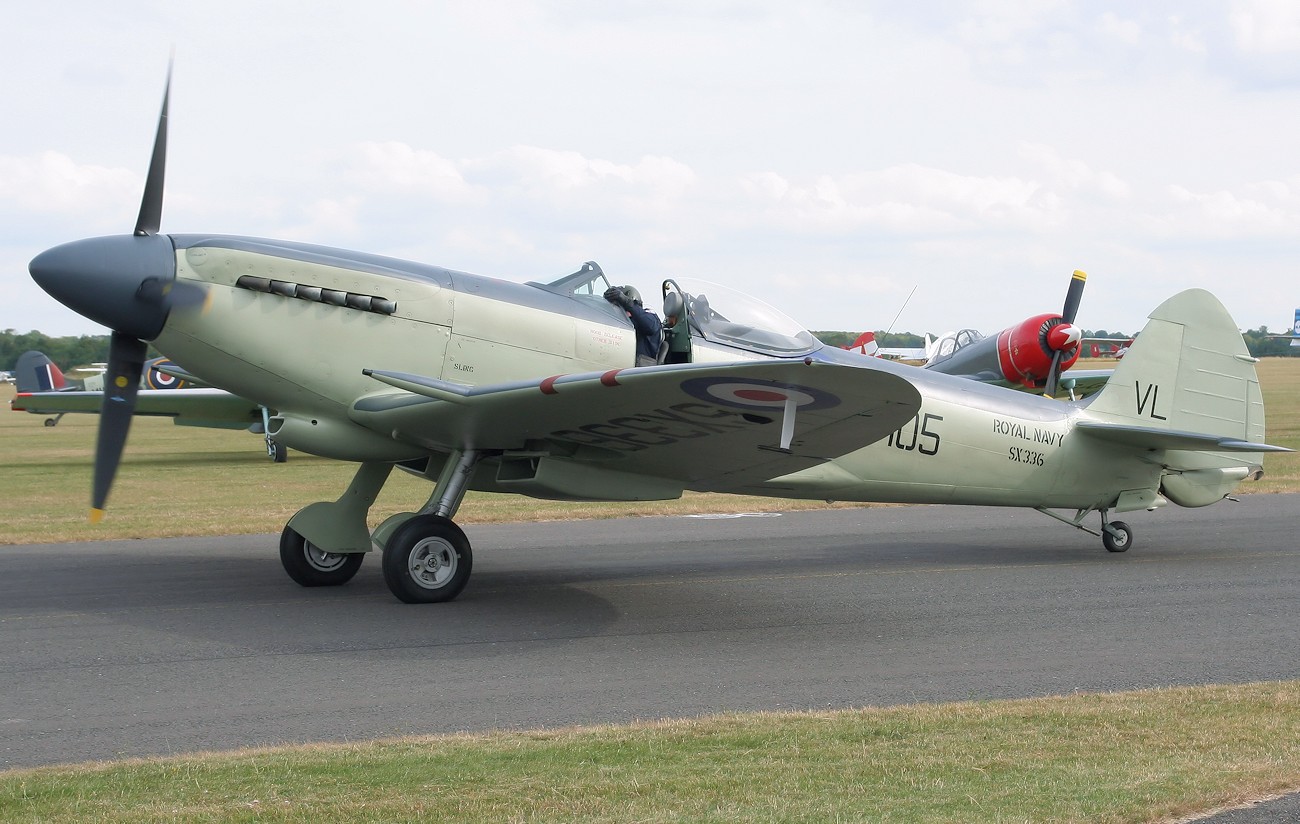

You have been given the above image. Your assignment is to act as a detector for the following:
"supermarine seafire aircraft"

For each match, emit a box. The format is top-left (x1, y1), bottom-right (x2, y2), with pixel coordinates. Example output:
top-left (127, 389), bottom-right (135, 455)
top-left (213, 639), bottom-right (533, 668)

top-left (30, 72), bottom-right (1289, 603)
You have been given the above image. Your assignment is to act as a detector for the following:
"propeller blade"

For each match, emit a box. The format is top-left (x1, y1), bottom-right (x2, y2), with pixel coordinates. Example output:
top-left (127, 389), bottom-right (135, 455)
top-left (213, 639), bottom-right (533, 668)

top-left (91, 333), bottom-right (148, 521)
top-left (133, 63), bottom-right (171, 237)
top-left (1061, 269), bottom-right (1086, 324)
top-left (1045, 270), bottom-right (1087, 397)
top-left (1044, 350), bottom-right (1064, 398)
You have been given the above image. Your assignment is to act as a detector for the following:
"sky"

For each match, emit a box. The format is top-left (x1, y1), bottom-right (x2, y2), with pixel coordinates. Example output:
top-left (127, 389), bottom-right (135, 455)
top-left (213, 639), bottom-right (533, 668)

top-left (3, 1), bottom-right (1299, 340)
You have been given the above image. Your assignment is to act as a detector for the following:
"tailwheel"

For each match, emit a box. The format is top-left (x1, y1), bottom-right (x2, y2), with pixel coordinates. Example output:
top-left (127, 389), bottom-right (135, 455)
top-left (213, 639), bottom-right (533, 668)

top-left (1102, 520), bottom-right (1133, 553)
top-left (269, 438), bottom-right (288, 463)
top-left (279, 525), bottom-right (364, 586)
top-left (381, 514), bottom-right (473, 604)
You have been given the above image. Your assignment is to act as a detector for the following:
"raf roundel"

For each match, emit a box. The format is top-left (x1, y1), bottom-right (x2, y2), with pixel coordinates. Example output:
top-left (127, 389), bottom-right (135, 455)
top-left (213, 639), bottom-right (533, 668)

top-left (680, 376), bottom-right (840, 412)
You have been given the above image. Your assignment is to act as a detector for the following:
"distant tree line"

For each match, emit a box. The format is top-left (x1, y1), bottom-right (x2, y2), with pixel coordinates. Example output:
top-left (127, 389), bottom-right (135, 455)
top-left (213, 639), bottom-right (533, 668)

top-left (2, 329), bottom-right (111, 372)
top-left (1241, 327), bottom-right (1300, 358)
top-left (814, 327), bottom-right (1298, 358)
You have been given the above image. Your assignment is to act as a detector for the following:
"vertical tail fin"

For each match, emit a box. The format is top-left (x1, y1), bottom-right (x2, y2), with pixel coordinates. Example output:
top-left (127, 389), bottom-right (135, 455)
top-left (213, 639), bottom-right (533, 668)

top-left (14, 351), bottom-right (67, 393)
top-left (1084, 289), bottom-right (1265, 443)
top-left (1079, 289), bottom-right (1282, 506)
top-left (846, 332), bottom-right (879, 357)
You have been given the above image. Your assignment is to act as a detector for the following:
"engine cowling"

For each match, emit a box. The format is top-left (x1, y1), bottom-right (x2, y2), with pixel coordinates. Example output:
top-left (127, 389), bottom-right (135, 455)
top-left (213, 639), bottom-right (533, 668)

top-left (994, 313), bottom-right (1081, 388)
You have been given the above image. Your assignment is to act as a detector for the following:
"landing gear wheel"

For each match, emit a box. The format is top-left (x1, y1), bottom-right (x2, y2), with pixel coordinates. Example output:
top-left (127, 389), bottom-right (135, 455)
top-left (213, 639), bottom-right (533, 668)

top-left (1102, 520), bottom-right (1132, 553)
top-left (381, 514), bottom-right (472, 604)
top-left (279, 525), bottom-right (364, 586)
top-left (269, 440), bottom-right (288, 463)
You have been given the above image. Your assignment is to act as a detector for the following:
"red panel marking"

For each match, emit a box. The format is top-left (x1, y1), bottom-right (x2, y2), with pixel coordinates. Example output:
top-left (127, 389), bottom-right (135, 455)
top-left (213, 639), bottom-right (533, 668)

top-left (736, 388), bottom-right (787, 402)
top-left (600, 370), bottom-right (622, 387)
top-left (540, 376), bottom-right (561, 395)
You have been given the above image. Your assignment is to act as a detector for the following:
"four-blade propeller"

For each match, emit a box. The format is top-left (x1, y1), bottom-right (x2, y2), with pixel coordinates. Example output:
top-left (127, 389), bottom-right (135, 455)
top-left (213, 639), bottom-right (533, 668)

top-left (28, 63), bottom-right (207, 521)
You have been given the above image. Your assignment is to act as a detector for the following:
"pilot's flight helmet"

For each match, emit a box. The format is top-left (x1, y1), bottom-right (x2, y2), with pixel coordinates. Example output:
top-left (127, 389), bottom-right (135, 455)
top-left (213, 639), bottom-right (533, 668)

top-left (621, 286), bottom-right (643, 307)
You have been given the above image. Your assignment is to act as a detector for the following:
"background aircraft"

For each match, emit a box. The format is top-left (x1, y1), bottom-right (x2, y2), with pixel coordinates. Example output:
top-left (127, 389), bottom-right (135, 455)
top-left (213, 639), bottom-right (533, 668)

top-left (1270, 308), bottom-right (1300, 347)
top-left (27, 69), bottom-right (1287, 604)
top-left (1084, 337), bottom-right (1133, 359)
top-left (842, 331), bottom-right (934, 361)
top-left (10, 350), bottom-right (287, 460)
top-left (920, 270), bottom-right (1098, 396)
top-left (843, 271), bottom-right (1111, 399)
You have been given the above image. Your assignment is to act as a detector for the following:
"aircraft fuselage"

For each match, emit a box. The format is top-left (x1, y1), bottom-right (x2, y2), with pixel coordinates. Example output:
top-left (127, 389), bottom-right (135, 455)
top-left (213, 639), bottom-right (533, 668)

top-left (152, 234), bottom-right (1164, 513)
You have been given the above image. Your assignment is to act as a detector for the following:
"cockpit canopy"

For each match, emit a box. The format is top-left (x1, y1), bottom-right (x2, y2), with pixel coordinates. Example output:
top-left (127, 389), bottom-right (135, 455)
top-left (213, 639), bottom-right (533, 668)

top-left (538, 264), bottom-right (819, 357)
top-left (667, 278), bottom-right (818, 356)
top-left (926, 328), bottom-right (984, 367)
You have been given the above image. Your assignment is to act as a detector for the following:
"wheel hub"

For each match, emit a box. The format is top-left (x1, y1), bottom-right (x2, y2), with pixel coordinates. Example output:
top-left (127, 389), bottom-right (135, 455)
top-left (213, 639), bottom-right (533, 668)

top-left (408, 537), bottom-right (457, 589)
top-left (305, 543), bottom-right (349, 573)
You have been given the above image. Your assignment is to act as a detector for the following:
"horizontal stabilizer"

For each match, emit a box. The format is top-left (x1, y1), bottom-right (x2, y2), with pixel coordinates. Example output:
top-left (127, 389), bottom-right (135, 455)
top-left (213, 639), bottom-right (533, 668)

top-left (1075, 420), bottom-right (1291, 453)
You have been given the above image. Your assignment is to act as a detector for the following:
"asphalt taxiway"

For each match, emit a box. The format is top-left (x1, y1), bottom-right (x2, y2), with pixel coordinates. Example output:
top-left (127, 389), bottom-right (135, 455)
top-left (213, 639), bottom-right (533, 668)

top-left (2, 494), bottom-right (1299, 773)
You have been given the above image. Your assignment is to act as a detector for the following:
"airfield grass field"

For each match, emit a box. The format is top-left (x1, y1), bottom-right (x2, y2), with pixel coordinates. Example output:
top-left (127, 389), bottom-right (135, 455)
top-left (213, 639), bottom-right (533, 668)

top-left (1, 682), bottom-right (1299, 823)
top-left (2, 358), bottom-right (1298, 545)
top-left (2, 358), bottom-right (1299, 822)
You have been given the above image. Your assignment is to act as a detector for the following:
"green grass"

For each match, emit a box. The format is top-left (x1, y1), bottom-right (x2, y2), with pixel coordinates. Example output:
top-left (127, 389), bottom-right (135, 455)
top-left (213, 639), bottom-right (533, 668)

top-left (3, 682), bottom-right (1299, 823)
top-left (3, 359), bottom-right (1297, 544)
top-left (0, 386), bottom-right (871, 545)
top-left (1252, 358), bottom-right (1300, 491)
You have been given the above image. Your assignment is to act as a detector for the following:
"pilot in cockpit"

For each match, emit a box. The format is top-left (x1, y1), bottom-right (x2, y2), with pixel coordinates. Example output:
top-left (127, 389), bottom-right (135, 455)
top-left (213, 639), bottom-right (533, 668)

top-left (604, 285), bottom-right (662, 366)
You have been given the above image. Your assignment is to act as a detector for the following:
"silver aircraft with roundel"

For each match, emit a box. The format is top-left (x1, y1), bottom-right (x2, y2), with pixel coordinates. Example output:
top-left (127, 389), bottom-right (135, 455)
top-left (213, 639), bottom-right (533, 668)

top-left (29, 72), bottom-right (1290, 603)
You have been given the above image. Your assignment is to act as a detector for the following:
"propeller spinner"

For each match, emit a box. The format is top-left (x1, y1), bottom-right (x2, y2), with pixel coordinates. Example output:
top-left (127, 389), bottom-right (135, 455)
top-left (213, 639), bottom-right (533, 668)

top-left (28, 65), bottom-right (205, 520)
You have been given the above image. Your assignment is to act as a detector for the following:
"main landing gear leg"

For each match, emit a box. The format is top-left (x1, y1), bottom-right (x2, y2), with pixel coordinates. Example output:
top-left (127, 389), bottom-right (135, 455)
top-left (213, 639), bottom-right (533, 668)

top-left (260, 407), bottom-right (287, 462)
top-left (280, 462), bottom-right (394, 587)
top-left (1034, 507), bottom-right (1134, 553)
top-left (381, 449), bottom-right (483, 604)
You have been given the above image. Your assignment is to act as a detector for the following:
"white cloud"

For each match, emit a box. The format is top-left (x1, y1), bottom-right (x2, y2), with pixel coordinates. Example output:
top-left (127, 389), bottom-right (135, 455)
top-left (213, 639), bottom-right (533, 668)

top-left (1098, 12), bottom-right (1142, 46)
top-left (465, 147), bottom-right (696, 208)
top-left (1017, 143), bottom-right (1130, 198)
top-left (346, 142), bottom-right (481, 202)
top-left (1160, 181), bottom-right (1300, 237)
top-left (0, 151), bottom-right (137, 220)
top-left (1230, 0), bottom-right (1300, 54)
top-left (5, 1), bottom-right (1300, 338)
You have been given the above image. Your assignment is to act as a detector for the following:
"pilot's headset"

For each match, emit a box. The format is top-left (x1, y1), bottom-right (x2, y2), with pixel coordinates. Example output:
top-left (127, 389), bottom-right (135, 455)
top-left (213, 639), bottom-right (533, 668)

top-left (621, 286), bottom-right (643, 307)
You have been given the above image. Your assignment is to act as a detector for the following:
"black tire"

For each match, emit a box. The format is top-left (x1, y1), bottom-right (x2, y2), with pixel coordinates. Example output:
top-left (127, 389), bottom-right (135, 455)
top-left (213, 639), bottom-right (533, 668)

top-left (279, 525), bottom-right (364, 586)
top-left (1102, 520), bottom-right (1133, 553)
top-left (44, 418), bottom-right (57, 427)
top-left (270, 441), bottom-right (288, 463)
top-left (381, 514), bottom-right (472, 604)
